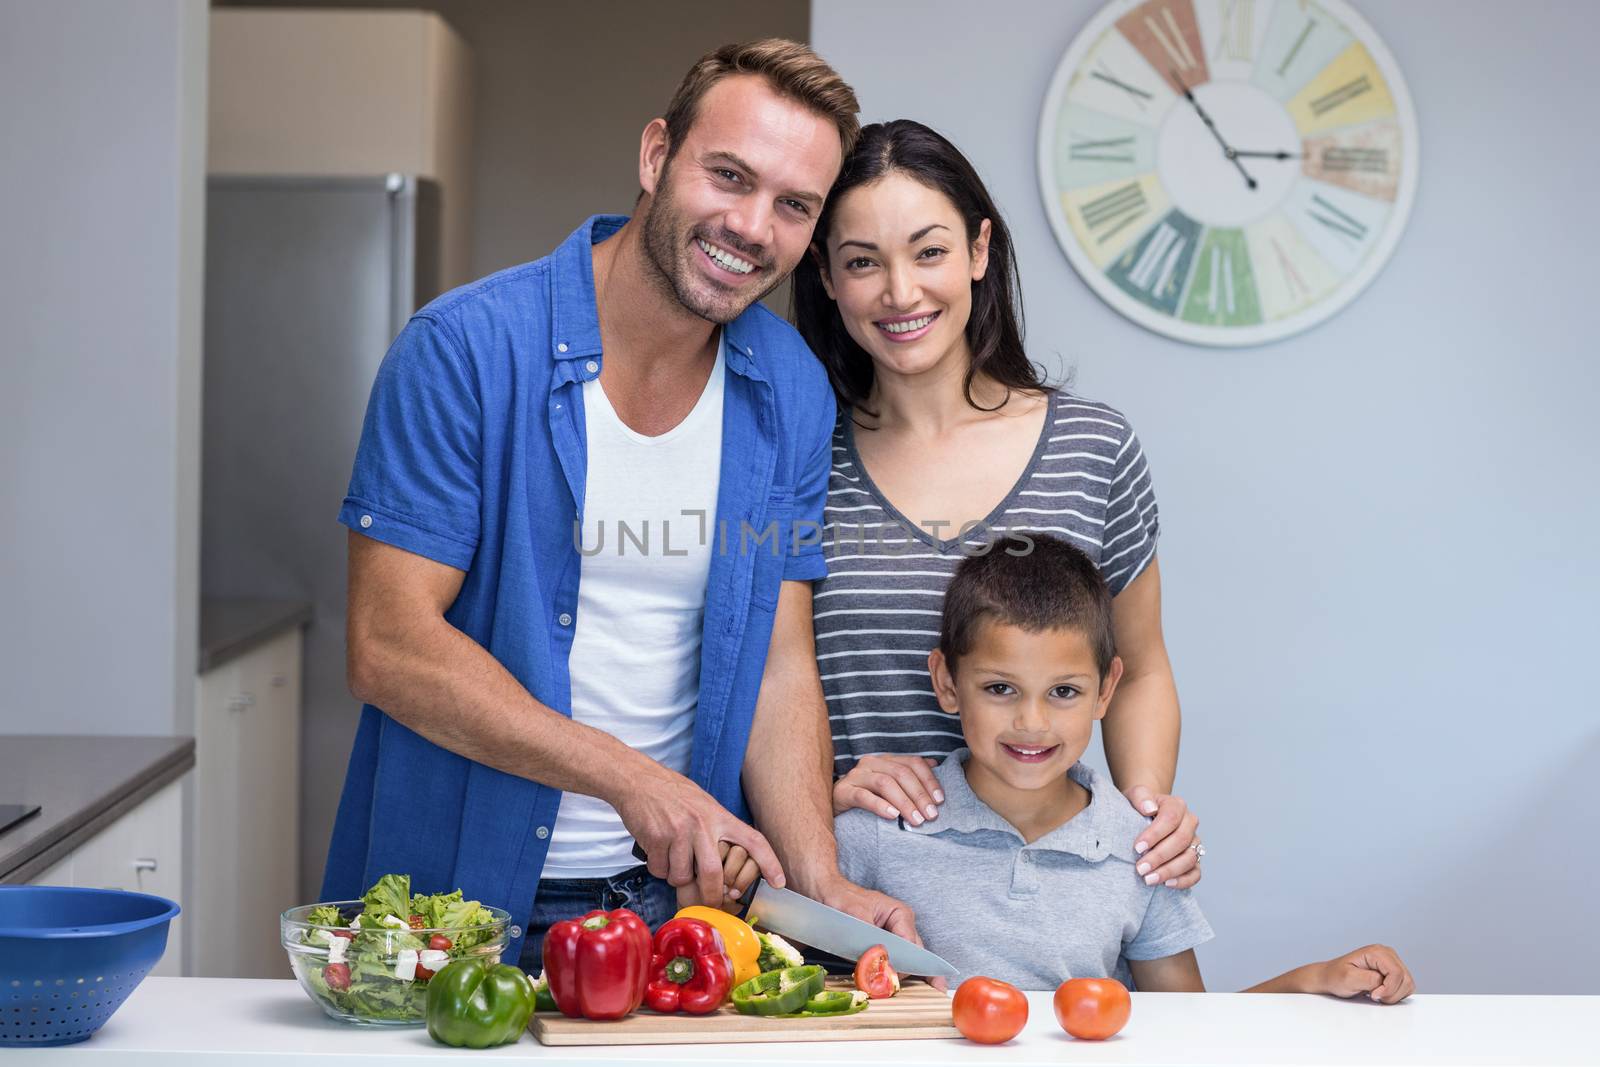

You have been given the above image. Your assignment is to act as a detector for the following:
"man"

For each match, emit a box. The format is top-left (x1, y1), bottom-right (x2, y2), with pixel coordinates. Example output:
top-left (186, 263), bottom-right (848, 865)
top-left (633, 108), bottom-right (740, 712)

top-left (322, 39), bottom-right (918, 968)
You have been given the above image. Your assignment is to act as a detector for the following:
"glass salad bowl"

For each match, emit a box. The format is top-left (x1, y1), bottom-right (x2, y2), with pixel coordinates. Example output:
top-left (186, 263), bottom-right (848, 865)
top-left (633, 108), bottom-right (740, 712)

top-left (281, 900), bottom-right (516, 1026)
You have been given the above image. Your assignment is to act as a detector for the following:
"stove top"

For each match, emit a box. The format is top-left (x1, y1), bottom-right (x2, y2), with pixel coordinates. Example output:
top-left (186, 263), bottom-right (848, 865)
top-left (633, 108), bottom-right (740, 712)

top-left (0, 804), bottom-right (42, 838)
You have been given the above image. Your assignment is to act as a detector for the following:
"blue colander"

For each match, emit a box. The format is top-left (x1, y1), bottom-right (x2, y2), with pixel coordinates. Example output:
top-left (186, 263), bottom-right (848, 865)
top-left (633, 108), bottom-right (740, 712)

top-left (0, 885), bottom-right (180, 1047)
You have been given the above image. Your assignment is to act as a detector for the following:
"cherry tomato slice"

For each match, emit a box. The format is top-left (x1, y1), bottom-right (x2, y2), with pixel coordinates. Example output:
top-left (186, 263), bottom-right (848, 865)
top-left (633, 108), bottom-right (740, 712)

top-left (853, 944), bottom-right (901, 999)
top-left (953, 976), bottom-right (1028, 1044)
top-left (323, 962), bottom-right (352, 991)
top-left (407, 914), bottom-right (427, 930)
top-left (1053, 977), bottom-right (1131, 1040)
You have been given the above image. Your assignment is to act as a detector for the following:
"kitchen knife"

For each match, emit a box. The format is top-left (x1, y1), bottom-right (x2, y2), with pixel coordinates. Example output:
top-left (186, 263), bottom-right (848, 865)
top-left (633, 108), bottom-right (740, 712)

top-left (747, 880), bottom-right (957, 977)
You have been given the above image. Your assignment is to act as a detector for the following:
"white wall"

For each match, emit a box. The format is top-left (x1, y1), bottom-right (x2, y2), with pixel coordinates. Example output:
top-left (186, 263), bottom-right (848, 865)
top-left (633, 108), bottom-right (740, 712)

top-left (813, 0), bottom-right (1599, 995)
top-left (0, 0), bottom-right (208, 738)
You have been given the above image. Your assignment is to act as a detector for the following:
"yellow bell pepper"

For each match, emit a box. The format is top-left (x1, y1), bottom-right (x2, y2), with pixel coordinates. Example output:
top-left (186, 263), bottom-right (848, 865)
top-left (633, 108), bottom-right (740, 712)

top-left (674, 906), bottom-right (761, 987)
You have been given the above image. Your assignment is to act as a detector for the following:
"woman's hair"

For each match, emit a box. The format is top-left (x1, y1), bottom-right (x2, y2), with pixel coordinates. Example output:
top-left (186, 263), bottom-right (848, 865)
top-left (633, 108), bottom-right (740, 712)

top-left (792, 119), bottom-right (1045, 415)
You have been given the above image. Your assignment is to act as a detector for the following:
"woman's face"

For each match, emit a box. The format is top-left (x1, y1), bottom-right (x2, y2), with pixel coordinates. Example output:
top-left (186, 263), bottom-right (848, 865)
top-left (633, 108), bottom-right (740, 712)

top-left (818, 172), bottom-right (991, 383)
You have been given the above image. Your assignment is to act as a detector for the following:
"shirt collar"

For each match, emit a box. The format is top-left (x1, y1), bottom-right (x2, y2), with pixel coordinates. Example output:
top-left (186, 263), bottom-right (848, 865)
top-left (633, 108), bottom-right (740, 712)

top-left (906, 750), bottom-right (1141, 864)
top-left (547, 214), bottom-right (767, 383)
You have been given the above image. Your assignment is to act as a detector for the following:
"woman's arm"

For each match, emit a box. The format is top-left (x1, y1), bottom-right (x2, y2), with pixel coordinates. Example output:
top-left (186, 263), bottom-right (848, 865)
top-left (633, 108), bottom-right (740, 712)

top-left (1101, 556), bottom-right (1201, 887)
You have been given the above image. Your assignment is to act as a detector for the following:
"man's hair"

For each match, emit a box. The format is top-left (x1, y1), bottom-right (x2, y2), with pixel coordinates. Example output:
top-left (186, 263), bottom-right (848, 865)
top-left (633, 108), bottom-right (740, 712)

top-left (940, 535), bottom-right (1116, 678)
top-left (662, 39), bottom-right (860, 162)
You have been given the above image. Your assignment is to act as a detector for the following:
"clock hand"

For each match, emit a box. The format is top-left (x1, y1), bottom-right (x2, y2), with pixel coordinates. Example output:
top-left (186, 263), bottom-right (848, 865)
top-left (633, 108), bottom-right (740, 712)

top-left (1231, 149), bottom-right (1305, 160)
top-left (1171, 69), bottom-right (1257, 190)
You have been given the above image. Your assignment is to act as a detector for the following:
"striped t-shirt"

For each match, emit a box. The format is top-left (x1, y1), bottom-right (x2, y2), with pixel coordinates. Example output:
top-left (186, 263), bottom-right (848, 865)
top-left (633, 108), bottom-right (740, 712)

top-left (817, 389), bottom-right (1160, 776)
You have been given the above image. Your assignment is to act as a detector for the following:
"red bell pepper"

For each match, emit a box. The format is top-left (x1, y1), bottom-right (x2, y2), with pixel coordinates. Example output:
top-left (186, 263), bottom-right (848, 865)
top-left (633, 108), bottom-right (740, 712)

top-left (541, 907), bottom-right (652, 1020)
top-left (644, 918), bottom-right (733, 1015)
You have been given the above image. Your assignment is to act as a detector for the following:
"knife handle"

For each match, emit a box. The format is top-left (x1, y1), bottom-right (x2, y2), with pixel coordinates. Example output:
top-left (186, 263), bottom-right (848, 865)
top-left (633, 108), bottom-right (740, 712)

top-left (628, 841), bottom-right (760, 907)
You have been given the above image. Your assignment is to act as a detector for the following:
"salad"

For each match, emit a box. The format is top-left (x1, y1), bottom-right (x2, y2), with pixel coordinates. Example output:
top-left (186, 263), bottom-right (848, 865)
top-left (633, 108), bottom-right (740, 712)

top-left (283, 874), bottom-right (511, 1025)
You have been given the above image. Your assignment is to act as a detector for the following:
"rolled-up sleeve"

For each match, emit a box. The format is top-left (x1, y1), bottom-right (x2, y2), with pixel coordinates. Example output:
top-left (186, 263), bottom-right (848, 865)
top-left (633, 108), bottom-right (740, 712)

top-left (338, 315), bottom-right (482, 571)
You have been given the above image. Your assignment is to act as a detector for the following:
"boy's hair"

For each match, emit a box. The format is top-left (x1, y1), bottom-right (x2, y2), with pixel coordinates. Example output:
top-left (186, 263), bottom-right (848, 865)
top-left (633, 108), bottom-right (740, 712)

top-left (662, 39), bottom-right (861, 162)
top-left (940, 534), bottom-right (1116, 678)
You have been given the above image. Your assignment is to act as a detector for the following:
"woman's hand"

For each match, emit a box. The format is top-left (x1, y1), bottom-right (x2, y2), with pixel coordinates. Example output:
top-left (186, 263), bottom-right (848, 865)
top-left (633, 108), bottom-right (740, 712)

top-left (1124, 785), bottom-right (1201, 888)
top-left (832, 755), bottom-right (945, 824)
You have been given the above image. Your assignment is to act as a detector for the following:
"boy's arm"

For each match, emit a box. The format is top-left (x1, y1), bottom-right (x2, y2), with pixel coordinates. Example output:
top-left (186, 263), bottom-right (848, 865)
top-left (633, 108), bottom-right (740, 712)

top-left (1128, 951), bottom-right (1206, 992)
top-left (1244, 945), bottom-right (1414, 1003)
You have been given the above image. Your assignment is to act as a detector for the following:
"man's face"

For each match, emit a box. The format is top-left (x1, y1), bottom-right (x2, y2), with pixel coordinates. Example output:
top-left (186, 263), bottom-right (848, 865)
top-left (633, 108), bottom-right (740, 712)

top-left (640, 75), bottom-right (843, 324)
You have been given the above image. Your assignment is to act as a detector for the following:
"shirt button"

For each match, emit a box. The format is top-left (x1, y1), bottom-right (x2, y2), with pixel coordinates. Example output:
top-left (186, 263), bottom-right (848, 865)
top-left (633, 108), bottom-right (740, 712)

top-left (557, 343), bottom-right (569, 353)
top-left (535, 826), bottom-right (549, 840)
top-left (585, 360), bottom-right (599, 374)
top-left (558, 612), bottom-right (572, 627)
top-left (359, 514), bottom-right (373, 529)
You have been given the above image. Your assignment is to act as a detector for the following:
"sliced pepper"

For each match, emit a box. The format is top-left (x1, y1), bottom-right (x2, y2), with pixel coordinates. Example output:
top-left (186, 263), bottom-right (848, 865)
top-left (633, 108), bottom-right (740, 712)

top-left (530, 973), bottom-right (558, 1013)
top-left (729, 965), bottom-right (826, 1016)
top-left (797, 990), bottom-right (868, 1016)
top-left (643, 918), bottom-right (733, 1015)
top-left (674, 906), bottom-right (762, 987)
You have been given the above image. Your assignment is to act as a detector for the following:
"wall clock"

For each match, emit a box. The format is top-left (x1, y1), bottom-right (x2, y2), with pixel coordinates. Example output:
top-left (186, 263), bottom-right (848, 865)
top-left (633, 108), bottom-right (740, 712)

top-left (1037, 0), bottom-right (1418, 345)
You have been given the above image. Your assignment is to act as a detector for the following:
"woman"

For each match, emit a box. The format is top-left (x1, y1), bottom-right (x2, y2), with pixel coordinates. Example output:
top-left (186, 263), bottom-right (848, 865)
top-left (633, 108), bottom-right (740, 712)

top-left (794, 120), bottom-right (1201, 887)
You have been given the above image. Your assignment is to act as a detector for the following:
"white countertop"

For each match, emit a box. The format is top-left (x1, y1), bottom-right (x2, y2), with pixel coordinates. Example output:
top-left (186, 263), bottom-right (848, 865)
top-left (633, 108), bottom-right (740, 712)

top-left (16, 978), bottom-right (1593, 1065)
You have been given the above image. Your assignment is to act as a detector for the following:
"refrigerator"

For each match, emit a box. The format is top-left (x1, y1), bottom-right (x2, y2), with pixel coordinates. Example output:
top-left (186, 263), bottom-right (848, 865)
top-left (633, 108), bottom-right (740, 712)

top-left (202, 175), bottom-right (441, 902)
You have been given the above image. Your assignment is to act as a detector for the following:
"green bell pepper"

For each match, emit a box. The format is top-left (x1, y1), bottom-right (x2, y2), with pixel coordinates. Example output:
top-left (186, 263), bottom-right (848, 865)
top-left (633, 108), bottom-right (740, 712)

top-left (729, 965), bottom-right (826, 1016)
top-left (425, 957), bottom-right (536, 1049)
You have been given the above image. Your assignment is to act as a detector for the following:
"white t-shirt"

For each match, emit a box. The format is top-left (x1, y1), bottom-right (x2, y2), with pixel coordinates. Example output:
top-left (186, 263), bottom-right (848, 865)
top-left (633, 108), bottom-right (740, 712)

top-left (542, 340), bottom-right (725, 878)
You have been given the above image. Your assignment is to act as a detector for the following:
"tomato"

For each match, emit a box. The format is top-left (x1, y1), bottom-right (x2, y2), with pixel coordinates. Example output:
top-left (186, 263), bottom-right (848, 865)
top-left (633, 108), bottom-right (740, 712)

top-left (324, 962), bottom-right (352, 991)
top-left (952, 976), bottom-right (1028, 1044)
top-left (408, 914), bottom-right (427, 930)
top-left (1053, 977), bottom-right (1131, 1040)
top-left (330, 929), bottom-right (355, 940)
top-left (428, 934), bottom-right (453, 951)
top-left (853, 944), bottom-right (901, 999)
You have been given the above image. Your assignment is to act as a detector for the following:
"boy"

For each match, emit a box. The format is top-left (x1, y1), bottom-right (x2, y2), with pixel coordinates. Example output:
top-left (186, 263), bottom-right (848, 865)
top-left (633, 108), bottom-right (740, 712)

top-left (832, 534), bottom-right (1415, 1000)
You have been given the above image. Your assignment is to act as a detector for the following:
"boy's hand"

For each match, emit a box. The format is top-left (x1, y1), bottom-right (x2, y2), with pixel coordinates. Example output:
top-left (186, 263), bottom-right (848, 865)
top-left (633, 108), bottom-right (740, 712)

top-left (673, 840), bottom-right (762, 912)
top-left (833, 755), bottom-right (944, 824)
top-left (1125, 786), bottom-right (1201, 889)
top-left (1314, 944), bottom-right (1415, 1003)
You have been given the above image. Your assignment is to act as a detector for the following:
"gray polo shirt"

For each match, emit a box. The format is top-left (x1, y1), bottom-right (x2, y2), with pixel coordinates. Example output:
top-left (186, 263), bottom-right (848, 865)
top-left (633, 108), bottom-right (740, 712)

top-left (834, 750), bottom-right (1213, 990)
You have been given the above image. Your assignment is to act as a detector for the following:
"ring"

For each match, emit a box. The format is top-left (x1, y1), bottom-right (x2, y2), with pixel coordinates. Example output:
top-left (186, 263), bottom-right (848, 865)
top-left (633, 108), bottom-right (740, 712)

top-left (1188, 842), bottom-right (1206, 858)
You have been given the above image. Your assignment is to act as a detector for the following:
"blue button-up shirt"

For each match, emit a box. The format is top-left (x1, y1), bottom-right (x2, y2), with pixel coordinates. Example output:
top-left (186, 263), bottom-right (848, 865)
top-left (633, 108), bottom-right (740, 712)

top-left (322, 215), bottom-right (836, 963)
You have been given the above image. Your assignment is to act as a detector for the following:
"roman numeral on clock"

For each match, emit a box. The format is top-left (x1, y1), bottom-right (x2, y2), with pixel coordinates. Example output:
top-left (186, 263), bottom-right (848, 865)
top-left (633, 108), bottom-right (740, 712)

top-left (1321, 147), bottom-right (1389, 173)
top-left (1080, 182), bottom-right (1149, 244)
top-left (1276, 18), bottom-right (1317, 77)
top-left (1309, 75), bottom-right (1372, 117)
top-left (1145, 5), bottom-right (1201, 75)
top-left (1126, 221), bottom-right (1189, 297)
top-left (1305, 194), bottom-right (1369, 242)
top-left (1090, 61), bottom-right (1155, 110)
top-left (1069, 133), bottom-right (1138, 163)
top-left (1213, 0), bottom-right (1256, 63)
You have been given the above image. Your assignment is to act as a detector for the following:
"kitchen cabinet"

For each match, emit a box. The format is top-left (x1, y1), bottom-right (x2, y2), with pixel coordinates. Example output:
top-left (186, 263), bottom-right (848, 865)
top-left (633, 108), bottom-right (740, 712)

top-left (192, 627), bottom-right (302, 978)
top-left (26, 780), bottom-right (186, 979)
top-left (207, 8), bottom-right (474, 293)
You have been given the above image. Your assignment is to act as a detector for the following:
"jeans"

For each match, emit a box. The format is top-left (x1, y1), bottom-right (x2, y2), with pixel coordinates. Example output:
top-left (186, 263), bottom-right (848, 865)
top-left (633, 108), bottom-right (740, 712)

top-left (517, 865), bottom-right (676, 975)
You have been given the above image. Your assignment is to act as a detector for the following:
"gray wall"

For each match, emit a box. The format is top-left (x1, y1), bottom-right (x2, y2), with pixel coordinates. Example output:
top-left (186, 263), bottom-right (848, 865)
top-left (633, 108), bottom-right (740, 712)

top-left (0, 0), bottom-right (208, 738)
top-left (813, 0), bottom-right (1599, 995)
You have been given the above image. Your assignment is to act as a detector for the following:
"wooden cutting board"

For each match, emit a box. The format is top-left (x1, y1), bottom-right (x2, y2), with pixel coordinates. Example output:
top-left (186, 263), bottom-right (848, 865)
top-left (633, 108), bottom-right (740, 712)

top-left (530, 978), bottom-right (959, 1046)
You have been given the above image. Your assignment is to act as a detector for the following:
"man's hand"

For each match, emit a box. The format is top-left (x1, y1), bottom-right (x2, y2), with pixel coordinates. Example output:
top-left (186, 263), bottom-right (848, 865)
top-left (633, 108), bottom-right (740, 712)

top-left (612, 762), bottom-right (786, 907)
top-left (1124, 785), bottom-right (1200, 889)
top-left (814, 875), bottom-right (946, 992)
top-left (1314, 945), bottom-right (1415, 1004)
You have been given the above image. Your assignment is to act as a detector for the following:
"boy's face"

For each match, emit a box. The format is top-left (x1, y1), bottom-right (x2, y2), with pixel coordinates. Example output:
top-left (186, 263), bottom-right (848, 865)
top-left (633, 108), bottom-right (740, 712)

top-left (929, 620), bottom-right (1122, 792)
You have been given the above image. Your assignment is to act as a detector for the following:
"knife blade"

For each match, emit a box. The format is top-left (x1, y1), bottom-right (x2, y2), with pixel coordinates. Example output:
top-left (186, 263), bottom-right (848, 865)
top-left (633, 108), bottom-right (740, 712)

top-left (748, 881), bottom-right (958, 977)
